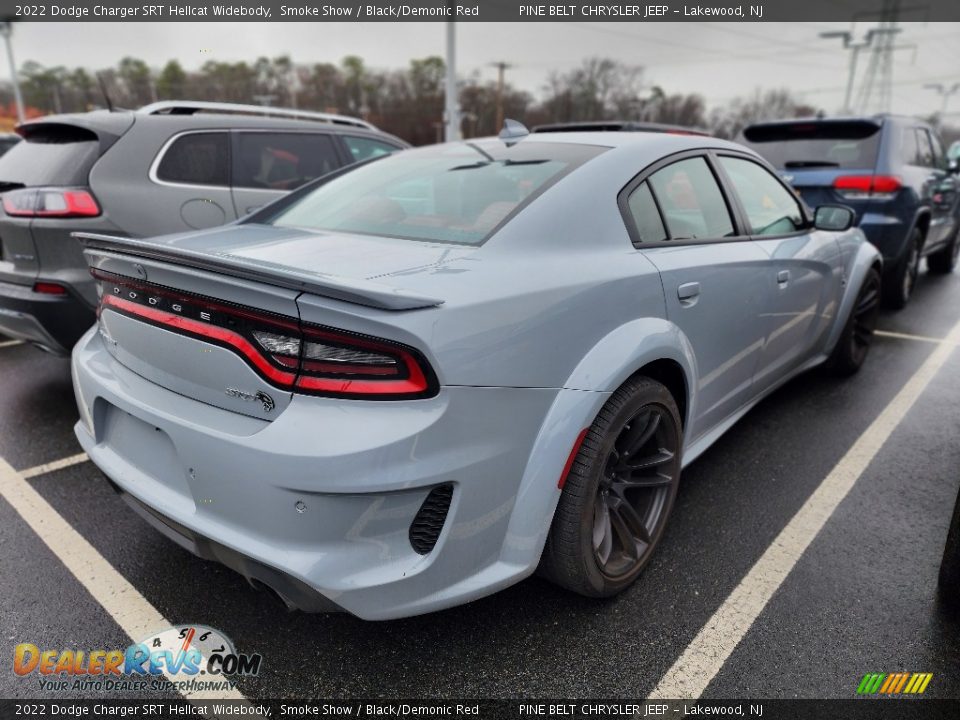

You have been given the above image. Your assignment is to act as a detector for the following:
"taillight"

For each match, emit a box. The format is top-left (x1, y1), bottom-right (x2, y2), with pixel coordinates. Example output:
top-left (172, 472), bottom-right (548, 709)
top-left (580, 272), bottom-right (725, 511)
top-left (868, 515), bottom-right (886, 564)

top-left (2, 187), bottom-right (101, 218)
top-left (294, 326), bottom-right (430, 397)
top-left (833, 175), bottom-right (901, 200)
top-left (91, 269), bottom-right (437, 400)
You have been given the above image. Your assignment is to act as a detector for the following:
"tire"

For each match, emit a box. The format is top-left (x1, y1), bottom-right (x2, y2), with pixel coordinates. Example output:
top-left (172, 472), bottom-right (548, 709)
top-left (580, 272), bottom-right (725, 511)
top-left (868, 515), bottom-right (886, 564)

top-left (883, 228), bottom-right (923, 310)
top-left (927, 228), bottom-right (960, 275)
top-left (938, 491), bottom-right (960, 608)
top-left (826, 267), bottom-right (881, 377)
top-left (540, 376), bottom-right (682, 597)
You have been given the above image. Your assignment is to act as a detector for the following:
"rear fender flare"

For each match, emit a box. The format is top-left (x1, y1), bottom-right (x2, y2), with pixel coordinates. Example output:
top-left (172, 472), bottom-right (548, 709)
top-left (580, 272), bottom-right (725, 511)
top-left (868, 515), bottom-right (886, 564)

top-left (825, 239), bottom-right (883, 353)
top-left (497, 318), bottom-right (698, 572)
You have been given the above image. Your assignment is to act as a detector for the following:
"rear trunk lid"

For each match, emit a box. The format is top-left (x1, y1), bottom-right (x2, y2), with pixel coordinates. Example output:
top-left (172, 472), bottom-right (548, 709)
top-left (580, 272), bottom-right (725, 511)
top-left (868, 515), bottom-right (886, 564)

top-left (79, 225), bottom-right (452, 419)
top-left (0, 113), bottom-right (133, 285)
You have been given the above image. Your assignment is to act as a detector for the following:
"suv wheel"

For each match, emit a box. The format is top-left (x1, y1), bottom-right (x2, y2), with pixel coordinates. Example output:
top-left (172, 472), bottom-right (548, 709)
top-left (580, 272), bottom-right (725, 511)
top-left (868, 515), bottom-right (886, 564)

top-left (883, 228), bottom-right (922, 310)
top-left (927, 229), bottom-right (960, 275)
top-left (540, 377), bottom-right (682, 597)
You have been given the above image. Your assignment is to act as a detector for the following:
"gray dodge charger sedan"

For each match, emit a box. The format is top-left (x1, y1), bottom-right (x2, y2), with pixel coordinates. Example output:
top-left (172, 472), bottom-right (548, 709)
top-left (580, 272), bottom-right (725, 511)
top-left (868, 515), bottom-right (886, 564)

top-left (71, 128), bottom-right (882, 619)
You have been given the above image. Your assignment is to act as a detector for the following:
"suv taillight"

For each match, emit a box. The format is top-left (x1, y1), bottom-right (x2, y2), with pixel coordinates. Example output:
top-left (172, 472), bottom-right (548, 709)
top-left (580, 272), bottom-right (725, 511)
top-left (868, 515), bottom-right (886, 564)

top-left (2, 187), bottom-right (101, 218)
top-left (833, 175), bottom-right (901, 201)
top-left (91, 269), bottom-right (437, 400)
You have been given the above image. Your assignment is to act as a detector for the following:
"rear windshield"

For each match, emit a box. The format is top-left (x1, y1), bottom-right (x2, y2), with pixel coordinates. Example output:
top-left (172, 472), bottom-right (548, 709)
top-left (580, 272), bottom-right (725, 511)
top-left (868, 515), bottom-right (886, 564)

top-left (0, 125), bottom-right (99, 189)
top-left (263, 141), bottom-right (604, 245)
top-left (741, 121), bottom-right (881, 170)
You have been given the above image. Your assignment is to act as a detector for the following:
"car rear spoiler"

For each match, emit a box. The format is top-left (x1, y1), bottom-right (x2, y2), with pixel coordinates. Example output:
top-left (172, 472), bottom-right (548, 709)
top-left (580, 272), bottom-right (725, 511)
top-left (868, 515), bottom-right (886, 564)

top-left (72, 232), bottom-right (445, 312)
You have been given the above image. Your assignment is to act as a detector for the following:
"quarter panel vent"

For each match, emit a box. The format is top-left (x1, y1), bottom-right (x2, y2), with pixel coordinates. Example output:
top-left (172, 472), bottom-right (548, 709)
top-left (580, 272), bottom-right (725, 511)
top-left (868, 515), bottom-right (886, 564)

top-left (409, 484), bottom-right (454, 555)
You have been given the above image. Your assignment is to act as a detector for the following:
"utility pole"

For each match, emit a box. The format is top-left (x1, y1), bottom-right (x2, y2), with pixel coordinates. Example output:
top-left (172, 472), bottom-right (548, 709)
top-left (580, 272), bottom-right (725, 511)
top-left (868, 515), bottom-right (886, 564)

top-left (444, 16), bottom-right (460, 142)
top-left (490, 61), bottom-right (513, 132)
top-left (819, 27), bottom-right (899, 114)
top-left (0, 21), bottom-right (25, 123)
top-left (924, 83), bottom-right (960, 117)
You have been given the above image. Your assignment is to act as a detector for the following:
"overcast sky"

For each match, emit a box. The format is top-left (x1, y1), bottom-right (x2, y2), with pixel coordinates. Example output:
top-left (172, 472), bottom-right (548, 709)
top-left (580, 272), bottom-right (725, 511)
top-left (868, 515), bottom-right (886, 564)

top-left (12, 21), bottom-right (960, 118)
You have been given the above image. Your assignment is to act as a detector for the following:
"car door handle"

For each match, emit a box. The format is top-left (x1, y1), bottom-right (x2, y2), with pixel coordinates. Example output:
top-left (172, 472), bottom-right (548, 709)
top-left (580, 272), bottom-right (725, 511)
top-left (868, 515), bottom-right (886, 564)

top-left (777, 270), bottom-right (790, 286)
top-left (677, 282), bottom-right (701, 303)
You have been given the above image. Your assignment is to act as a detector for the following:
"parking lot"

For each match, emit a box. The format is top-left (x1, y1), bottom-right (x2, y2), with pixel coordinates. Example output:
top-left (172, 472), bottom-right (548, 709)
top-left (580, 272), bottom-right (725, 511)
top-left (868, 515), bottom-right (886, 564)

top-left (2, 266), bottom-right (959, 702)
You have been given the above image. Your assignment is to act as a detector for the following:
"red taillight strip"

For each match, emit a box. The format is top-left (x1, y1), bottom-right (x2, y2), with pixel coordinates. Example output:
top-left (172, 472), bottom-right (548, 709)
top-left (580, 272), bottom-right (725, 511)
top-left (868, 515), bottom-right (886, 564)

top-left (101, 295), bottom-right (297, 386)
top-left (558, 428), bottom-right (590, 489)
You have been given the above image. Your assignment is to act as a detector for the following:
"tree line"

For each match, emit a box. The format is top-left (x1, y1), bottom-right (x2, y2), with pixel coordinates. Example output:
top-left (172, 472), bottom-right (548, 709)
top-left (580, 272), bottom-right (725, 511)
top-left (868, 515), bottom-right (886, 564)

top-left (5, 53), bottom-right (951, 145)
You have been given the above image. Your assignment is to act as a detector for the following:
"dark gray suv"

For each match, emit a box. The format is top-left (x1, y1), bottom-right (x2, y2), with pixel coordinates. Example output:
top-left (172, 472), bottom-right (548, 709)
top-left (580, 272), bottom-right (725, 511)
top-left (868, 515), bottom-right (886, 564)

top-left (0, 101), bottom-right (407, 354)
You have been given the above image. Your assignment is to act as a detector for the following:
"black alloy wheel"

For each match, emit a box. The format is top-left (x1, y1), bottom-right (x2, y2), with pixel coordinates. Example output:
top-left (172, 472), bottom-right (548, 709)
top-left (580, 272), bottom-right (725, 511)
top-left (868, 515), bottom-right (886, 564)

top-left (541, 377), bottom-right (682, 597)
top-left (593, 405), bottom-right (678, 579)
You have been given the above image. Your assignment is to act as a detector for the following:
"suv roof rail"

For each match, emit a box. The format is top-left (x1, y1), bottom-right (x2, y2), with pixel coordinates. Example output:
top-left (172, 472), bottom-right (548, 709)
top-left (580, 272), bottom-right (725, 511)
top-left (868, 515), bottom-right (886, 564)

top-left (136, 101), bottom-right (377, 131)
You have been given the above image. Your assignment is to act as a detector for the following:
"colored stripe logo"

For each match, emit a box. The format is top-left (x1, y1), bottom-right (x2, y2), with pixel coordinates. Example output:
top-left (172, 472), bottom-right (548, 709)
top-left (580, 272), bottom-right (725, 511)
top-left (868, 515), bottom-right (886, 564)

top-left (857, 672), bottom-right (933, 695)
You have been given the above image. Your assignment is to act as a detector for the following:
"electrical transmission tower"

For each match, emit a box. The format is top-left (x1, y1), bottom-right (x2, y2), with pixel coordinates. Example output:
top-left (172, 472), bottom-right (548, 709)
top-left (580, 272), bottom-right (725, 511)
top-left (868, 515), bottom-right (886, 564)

top-left (855, 0), bottom-right (902, 114)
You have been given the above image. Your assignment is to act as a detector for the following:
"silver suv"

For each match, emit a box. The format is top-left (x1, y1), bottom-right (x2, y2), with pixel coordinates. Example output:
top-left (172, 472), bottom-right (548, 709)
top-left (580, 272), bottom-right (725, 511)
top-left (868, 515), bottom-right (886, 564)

top-left (0, 101), bottom-right (407, 354)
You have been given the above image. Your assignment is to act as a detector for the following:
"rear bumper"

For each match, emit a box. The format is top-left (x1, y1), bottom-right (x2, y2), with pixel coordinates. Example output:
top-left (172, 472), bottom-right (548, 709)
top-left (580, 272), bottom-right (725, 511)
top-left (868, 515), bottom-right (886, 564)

top-left (0, 279), bottom-right (95, 354)
top-left (72, 326), bottom-right (568, 620)
top-left (858, 213), bottom-right (908, 263)
top-left (111, 481), bottom-right (344, 613)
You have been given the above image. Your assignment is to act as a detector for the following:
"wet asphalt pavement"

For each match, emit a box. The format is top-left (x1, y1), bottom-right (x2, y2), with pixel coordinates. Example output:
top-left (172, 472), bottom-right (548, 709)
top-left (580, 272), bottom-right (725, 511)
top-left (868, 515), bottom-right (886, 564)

top-left (1, 265), bottom-right (958, 702)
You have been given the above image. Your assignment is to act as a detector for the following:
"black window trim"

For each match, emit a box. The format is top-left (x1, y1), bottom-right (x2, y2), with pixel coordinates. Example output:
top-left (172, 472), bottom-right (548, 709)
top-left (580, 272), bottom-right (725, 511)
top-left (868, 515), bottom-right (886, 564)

top-left (149, 128), bottom-right (232, 191)
top-left (618, 148), bottom-right (750, 248)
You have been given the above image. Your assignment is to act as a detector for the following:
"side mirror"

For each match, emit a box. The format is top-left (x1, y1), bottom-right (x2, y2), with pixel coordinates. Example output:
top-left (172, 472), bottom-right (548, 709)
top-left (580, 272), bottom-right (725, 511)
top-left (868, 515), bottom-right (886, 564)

top-left (814, 204), bottom-right (856, 232)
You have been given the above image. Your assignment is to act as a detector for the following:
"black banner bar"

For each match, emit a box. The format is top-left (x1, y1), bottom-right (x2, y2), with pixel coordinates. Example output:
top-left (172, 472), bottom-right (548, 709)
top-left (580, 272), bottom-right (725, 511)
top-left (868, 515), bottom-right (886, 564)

top-left (2, 699), bottom-right (960, 720)
top-left (1, 0), bottom-right (960, 23)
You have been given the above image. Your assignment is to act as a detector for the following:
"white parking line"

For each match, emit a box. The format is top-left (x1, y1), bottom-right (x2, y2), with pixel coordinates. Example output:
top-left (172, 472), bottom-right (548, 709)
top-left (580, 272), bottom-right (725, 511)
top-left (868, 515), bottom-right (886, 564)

top-left (649, 316), bottom-right (960, 699)
top-left (21, 452), bottom-right (90, 479)
top-left (0, 339), bottom-right (23, 349)
top-left (0, 454), bottom-right (251, 706)
top-left (875, 329), bottom-right (952, 345)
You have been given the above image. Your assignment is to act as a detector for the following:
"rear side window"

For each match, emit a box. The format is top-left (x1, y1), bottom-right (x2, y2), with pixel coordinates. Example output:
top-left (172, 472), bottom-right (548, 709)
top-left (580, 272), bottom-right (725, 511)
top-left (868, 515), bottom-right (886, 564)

top-left (156, 132), bottom-right (229, 187)
top-left (902, 128), bottom-right (921, 165)
top-left (234, 132), bottom-right (339, 191)
top-left (343, 136), bottom-right (400, 163)
top-left (0, 125), bottom-right (99, 188)
top-left (626, 182), bottom-right (667, 243)
top-left (914, 129), bottom-right (935, 167)
top-left (719, 156), bottom-right (804, 236)
top-left (648, 157), bottom-right (735, 240)
top-left (741, 121), bottom-right (881, 170)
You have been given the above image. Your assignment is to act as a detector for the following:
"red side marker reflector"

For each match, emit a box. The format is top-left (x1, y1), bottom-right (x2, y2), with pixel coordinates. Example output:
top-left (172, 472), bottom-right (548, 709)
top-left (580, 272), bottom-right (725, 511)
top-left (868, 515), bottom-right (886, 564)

top-left (33, 282), bottom-right (67, 295)
top-left (558, 428), bottom-right (590, 490)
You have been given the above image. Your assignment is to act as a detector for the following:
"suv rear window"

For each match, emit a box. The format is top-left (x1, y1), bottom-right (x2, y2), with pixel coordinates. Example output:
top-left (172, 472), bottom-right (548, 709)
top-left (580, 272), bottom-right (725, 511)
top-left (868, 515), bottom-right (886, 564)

top-left (0, 124), bottom-right (99, 188)
top-left (741, 121), bottom-right (881, 170)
